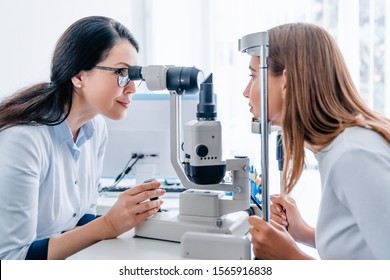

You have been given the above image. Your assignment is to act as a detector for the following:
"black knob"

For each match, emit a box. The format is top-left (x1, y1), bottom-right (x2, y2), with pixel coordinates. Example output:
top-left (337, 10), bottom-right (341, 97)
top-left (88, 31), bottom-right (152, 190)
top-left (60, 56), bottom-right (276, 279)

top-left (196, 145), bottom-right (208, 157)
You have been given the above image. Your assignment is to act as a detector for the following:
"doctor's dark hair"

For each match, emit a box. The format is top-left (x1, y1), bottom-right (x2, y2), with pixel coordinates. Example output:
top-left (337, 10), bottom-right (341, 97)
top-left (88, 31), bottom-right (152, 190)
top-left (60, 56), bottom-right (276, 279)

top-left (267, 23), bottom-right (390, 194)
top-left (0, 16), bottom-right (139, 131)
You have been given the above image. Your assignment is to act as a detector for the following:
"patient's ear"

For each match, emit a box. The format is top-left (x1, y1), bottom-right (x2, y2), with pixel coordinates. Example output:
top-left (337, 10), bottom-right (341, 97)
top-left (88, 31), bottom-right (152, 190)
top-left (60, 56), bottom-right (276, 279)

top-left (281, 69), bottom-right (287, 99)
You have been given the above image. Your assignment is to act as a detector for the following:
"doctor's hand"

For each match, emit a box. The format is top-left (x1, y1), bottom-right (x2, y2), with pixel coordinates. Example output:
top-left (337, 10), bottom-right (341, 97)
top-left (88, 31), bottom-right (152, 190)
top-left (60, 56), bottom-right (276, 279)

top-left (101, 181), bottom-right (165, 239)
top-left (270, 195), bottom-right (315, 247)
top-left (248, 216), bottom-right (312, 260)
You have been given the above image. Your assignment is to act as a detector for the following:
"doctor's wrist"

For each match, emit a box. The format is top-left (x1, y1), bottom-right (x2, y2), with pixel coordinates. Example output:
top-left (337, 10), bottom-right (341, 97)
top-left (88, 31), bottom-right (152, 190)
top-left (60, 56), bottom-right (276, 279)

top-left (94, 215), bottom-right (121, 240)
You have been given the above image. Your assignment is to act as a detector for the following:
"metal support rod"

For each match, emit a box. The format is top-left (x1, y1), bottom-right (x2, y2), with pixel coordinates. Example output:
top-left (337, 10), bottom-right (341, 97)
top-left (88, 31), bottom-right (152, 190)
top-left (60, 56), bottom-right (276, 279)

top-left (238, 31), bottom-right (270, 222)
top-left (169, 92), bottom-right (236, 192)
top-left (276, 131), bottom-right (284, 194)
top-left (169, 92), bottom-right (198, 189)
top-left (259, 44), bottom-right (270, 222)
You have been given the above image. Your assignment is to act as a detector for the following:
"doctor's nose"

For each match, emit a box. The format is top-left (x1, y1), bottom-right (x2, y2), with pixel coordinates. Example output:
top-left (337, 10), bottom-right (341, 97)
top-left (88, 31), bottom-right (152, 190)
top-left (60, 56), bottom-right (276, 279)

top-left (123, 81), bottom-right (137, 95)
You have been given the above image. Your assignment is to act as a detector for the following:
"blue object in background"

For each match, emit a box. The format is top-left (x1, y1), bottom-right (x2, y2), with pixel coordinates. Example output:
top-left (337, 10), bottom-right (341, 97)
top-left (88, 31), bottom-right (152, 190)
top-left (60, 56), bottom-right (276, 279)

top-left (251, 170), bottom-right (262, 205)
top-left (255, 175), bottom-right (262, 205)
top-left (249, 165), bottom-right (255, 200)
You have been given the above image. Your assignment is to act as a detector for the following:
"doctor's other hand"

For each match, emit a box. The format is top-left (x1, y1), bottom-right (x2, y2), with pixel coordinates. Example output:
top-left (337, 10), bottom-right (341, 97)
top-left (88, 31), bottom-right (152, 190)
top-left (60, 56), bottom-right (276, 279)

top-left (248, 216), bottom-right (312, 260)
top-left (270, 195), bottom-right (316, 248)
top-left (102, 181), bottom-right (165, 239)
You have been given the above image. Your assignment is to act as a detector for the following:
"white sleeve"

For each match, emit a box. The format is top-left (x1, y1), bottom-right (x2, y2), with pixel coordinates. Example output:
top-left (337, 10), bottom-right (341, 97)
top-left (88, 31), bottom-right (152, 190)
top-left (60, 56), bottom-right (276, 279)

top-left (96, 117), bottom-right (108, 186)
top-left (0, 127), bottom-right (44, 259)
top-left (331, 147), bottom-right (390, 259)
top-left (86, 117), bottom-right (108, 215)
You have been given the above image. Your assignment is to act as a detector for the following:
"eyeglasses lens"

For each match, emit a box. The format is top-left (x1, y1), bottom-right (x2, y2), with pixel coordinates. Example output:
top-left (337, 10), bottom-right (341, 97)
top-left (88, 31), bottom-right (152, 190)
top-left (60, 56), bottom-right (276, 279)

top-left (118, 68), bottom-right (142, 88)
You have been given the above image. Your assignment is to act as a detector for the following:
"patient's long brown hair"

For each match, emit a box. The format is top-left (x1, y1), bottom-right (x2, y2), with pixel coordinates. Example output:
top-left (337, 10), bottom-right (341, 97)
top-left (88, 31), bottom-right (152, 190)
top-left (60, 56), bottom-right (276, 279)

top-left (267, 23), bottom-right (390, 194)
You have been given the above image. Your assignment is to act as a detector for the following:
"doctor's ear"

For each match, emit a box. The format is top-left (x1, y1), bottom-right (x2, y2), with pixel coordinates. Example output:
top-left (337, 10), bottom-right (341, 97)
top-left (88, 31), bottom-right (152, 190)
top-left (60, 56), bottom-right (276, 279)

top-left (71, 72), bottom-right (84, 89)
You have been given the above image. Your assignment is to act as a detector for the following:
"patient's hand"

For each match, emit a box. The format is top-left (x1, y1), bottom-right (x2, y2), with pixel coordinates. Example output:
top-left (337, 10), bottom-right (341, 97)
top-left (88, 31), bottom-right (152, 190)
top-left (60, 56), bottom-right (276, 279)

top-left (270, 195), bottom-right (315, 248)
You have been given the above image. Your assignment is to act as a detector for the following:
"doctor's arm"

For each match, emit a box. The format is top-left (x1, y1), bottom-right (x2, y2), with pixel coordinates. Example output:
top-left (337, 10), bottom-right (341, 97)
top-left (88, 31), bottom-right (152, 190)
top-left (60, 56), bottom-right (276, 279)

top-left (48, 182), bottom-right (164, 260)
top-left (0, 128), bottom-right (164, 260)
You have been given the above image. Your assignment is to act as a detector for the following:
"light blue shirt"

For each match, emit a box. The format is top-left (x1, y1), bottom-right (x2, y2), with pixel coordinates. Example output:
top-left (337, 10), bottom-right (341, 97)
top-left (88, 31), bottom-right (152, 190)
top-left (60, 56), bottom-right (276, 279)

top-left (315, 127), bottom-right (390, 259)
top-left (0, 116), bottom-right (107, 259)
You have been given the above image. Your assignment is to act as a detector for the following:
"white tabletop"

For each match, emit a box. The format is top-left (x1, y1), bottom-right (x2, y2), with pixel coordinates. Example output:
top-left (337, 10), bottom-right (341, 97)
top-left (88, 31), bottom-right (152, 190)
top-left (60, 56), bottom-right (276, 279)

top-left (68, 195), bottom-right (189, 260)
top-left (68, 229), bottom-right (187, 260)
top-left (69, 189), bottom-right (318, 260)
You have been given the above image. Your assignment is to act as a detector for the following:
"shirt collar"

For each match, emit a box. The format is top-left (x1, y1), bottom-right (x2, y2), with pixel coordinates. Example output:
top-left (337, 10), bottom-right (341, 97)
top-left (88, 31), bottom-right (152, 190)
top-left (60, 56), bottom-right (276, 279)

top-left (75, 121), bottom-right (94, 148)
top-left (53, 118), bottom-right (95, 143)
top-left (52, 119), bottom-right (73, 145)
top-left (52, 118), bottom-right (96, 159)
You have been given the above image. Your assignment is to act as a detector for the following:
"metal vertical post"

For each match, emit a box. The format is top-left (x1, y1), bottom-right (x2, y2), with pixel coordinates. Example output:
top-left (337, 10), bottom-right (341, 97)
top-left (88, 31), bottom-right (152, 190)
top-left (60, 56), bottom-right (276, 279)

top-left (259, 43), bottom-right (270, 222)
top-left (276, 130), bottom-right (284, 194)
top-left (239, 31), bottom-right (270, 222)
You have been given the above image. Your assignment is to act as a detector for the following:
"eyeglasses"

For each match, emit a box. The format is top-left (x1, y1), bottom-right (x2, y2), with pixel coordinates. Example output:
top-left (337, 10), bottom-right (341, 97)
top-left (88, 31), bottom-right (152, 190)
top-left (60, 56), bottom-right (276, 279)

top-left (93, 66), bottom-right (142, 88)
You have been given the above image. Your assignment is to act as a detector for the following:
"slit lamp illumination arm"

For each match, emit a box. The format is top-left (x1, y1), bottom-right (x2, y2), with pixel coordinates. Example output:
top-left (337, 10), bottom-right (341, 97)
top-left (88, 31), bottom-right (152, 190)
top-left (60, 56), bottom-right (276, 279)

top-left (127, 65), bottom-right (242, 193)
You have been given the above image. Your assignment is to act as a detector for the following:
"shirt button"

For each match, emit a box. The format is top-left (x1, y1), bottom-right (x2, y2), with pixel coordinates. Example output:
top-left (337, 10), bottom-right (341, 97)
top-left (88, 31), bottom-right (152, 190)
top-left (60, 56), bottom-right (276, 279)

top-left (73, 213), bottom-right (77, 218)
top-left (74, 180), bottom-right (78, 185)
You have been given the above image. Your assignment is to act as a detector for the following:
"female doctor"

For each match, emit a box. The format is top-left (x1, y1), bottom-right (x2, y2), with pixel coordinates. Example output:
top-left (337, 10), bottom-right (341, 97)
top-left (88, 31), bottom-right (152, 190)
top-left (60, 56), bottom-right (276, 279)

top-left (0, 16), bottom-right (165, 259)
top-left (245, 23), bottom-right (390, 259)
